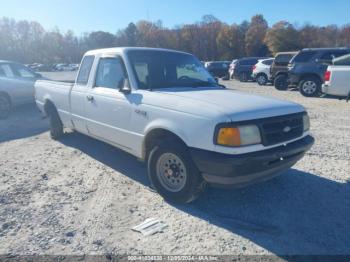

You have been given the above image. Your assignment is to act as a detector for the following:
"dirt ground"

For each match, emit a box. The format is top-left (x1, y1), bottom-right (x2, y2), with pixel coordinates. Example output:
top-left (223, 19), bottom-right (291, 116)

top-left (0, 75), bottom-right (349, 256)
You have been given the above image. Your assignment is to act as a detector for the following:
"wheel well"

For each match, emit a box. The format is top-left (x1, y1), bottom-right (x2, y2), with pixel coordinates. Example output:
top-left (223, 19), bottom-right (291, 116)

top-left (43, 100), bottom-right (57, 116)
top-left (275, 72), bottom-right (288, 78)
top-left (143, 129), bottom-right (187, 160)
top-left (300, 74), bottom-right (322, 83)
top-left (256, 72), bottom-right (267, 77)
top-left (0, 92), bottom-right (12, 107)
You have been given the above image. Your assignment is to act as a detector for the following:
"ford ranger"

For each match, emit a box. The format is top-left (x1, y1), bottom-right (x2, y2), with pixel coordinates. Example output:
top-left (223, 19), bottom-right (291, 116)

top-left (35, 47), bottom-right (314, 203)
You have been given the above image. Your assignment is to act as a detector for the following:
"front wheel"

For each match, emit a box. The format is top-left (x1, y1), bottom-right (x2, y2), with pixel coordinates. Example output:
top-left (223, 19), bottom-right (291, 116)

top-left (274, 74), bottom-right (288, 90)
top-left (299, 76), bottom-right (321, 97)
top-left (147, 140), bottom-right (205, 203)
top-left (0, 95), bottom-right (11, 119)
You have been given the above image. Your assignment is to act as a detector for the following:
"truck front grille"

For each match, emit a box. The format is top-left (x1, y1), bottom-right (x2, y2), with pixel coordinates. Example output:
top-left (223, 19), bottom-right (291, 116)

top-left (259, 113), bottom-right (304, 146)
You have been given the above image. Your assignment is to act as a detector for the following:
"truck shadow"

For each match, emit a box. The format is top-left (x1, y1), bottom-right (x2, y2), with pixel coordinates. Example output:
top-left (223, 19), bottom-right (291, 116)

top-left (60, 132), bottom-right (350, 255)
top-left (0, 104), bottom-right (48, 143)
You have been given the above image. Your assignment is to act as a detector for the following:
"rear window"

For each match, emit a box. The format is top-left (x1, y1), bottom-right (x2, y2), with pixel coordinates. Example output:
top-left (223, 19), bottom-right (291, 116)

top-left (275, 54), bottom-right (295, 64)
top-left (320, 51), bottom-right (350, 61)
top-left (240, 59), bottom-right (257, 65)
top-left (77, 55), bottom-right (95, 85)
top-left (291, 51), bottom-right (317, 63)
top-left (262, 59), bottom-right (274, 66)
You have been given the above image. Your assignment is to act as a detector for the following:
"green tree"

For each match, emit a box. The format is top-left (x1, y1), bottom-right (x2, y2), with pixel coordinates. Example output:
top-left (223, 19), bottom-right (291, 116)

top-left (245, 15), bottom-right (269, 56)
top-left (265, 21), bottom-right (301, 54)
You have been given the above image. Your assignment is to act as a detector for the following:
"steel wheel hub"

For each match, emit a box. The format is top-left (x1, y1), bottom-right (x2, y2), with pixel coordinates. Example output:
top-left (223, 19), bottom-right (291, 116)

top-left (156, 153), bottom-right (187, 192)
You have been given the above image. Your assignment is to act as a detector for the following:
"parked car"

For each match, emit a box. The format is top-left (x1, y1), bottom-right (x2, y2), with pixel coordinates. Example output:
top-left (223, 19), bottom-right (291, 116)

top-left (35, 47), bottom-right (314, 203)
top-left (288, 48), bottom-right (350, 97)
top-left (233, 57), bottom-right (268, 82)
top-left (0, 60), bottom-right (42, 119)
top-left (228, 59), bottom-right (237, 79)
top-left (252, 58), bottom-right (274, 85)
top-left (322, 54), bottom-right (350, 99)
top-left (204, 61), bottom-right (231, 79)
top-left (271, 51), bottom-right (297, 90)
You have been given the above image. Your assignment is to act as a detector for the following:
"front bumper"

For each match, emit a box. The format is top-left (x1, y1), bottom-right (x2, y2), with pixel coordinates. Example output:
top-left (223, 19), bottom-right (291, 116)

top-left (190, 135), bottom-right (314, 187)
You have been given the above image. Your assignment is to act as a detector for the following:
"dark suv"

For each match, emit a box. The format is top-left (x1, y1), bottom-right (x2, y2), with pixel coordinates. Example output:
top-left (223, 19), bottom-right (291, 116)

top-left (288, 48), bottom-right (350, 97)
top-left (233, 57), bottom-right (267, 82)
top-left (271, 52), bottom-right (297, 90)
top-left (205, 61), bottom-right (231, 79)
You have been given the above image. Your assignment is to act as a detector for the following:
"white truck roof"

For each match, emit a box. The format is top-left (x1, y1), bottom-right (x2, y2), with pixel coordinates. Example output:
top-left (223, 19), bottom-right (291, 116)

top-left (84, 47), bottom-right (191, 56)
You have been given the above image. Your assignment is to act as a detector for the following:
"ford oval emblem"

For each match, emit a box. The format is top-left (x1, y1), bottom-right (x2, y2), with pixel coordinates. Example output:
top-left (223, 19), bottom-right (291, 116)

top-left (283, 126), bottom-right (291, 133)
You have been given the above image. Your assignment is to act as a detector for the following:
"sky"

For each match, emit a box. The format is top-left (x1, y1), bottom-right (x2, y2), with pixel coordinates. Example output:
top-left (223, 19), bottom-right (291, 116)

top-left (1, 0), bottom-right (350, 35)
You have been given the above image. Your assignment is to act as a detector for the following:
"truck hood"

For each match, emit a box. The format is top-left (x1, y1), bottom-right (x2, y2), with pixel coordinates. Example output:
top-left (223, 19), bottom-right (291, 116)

top-left (153, 87), bottom-right (305, 121)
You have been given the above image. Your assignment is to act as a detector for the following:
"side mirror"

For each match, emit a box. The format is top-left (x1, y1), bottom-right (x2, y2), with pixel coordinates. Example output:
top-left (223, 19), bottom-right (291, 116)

top-left (119, 78), bottom-right (131, 94)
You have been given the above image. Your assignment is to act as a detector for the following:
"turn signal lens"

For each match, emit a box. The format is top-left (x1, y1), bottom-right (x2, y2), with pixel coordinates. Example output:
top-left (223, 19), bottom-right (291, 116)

top-left (216, 125), bottom-right (262, 147)
top-left (217, 128), bottom-right (241, 146)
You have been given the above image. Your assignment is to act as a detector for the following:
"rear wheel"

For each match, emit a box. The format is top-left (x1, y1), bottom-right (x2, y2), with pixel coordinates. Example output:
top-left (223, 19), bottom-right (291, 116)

top-left (299, 76), bottom-right (321, 97)
top-left (147, 139), bottom-right (205, 203)
top-left (48, 106), bottom-right (64, 140)
top-left (256, 74), bottom-right (268, 86)
top-left (0, 94), bottom-right (11, 119)
top-left (274, 74), bottom-right (288, 90)
top-left (239, 72), bottom-right (248, 82)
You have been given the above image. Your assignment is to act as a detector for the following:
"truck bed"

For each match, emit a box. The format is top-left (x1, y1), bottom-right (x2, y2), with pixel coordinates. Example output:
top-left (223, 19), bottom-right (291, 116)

top-left (35, 80), bottom-right (74, 119)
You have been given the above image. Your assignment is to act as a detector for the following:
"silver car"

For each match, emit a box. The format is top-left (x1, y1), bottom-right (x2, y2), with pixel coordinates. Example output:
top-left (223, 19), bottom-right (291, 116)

top-left (0, 61), bottom-right (42, 119)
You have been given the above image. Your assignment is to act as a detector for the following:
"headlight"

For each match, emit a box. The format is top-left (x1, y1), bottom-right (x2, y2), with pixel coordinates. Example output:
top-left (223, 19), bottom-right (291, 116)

top-left (216, 125), bottom-right (261, 147)
top-left (303, 114), bottom-right (310, 131)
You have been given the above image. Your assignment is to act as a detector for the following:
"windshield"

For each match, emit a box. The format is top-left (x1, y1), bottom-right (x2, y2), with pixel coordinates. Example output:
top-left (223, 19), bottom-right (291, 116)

top-left (127, 50), bottom-right (218, 89)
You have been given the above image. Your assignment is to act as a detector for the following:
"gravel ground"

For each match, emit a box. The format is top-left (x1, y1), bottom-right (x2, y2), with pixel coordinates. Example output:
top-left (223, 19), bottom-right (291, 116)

top-left (0, 74), bottom-right (349, 256)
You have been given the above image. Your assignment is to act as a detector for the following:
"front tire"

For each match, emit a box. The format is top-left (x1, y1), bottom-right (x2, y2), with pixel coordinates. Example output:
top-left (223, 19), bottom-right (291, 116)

top-left (147, 140), bottom-right (205, 203)
top-left (274, 74), bottom-right (288, 90)
top-left (299, 76), bottom-right (321, 97)
top-left (48, 107), bottom-right (64, 140)
top-left (0, 94), bottom-right (11, 119)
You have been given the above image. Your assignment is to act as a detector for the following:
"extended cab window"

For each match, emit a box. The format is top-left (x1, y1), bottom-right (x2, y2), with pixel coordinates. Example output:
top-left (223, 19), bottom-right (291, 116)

top-left (95, 57), bottom-right (126, 89)
top-left (77, 56), bottom-right (94, 85)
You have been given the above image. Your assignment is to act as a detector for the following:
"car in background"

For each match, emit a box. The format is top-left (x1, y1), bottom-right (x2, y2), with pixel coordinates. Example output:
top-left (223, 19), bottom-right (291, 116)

top-left (233, 57), bottom-right (268, 82)
top-left (322, 54), bottom-right (350, 99)
top-left (271, 51), bottom-right (297, 90)
top-left (204, 61), bottom-right (231, 79)
top-left (228, 59), bottom-right (237, 79)
top-left (288, 48), bottom-right (350, 97)
top-left (54, 63), bottom-right (79, 71)
top-left (252, 58), bottom-right (274, 85)
top-left (0, 60), bottom-right (43, 119)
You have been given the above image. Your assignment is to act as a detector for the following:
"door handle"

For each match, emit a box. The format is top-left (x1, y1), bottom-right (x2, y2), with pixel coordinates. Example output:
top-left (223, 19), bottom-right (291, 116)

top-left (86, 95), bottom-right (94, 102)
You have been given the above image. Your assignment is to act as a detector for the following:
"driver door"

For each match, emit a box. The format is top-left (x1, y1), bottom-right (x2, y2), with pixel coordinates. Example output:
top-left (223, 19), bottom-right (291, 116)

top-left (84, 56), bottom-right (133, 151)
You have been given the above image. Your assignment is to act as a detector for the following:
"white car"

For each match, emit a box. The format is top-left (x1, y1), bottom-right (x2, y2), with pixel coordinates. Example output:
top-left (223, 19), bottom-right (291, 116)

top-left (252, 58), bottom-right (274, 86)
top-left (35, 47), bottom-right (314, 203)
top-left (322, 54), bottom-right (350, 99)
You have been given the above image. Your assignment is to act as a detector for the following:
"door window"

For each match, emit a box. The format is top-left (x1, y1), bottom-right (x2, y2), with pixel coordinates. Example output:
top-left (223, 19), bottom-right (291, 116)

top-left (95, 57), bottom-right (126, 89)
top-left (77, 55), bottom-right (95, 85)
top-left (0, 64), bottom-right (15, 77)
top-left (11, 64), bottom-right (36, 78)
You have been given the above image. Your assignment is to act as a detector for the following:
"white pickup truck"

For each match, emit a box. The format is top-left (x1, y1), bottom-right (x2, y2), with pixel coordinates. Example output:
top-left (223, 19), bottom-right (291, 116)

top-left (322, 54), bottom-right (350, 100)
top-left (35, 47), bottom-right (314, 203)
